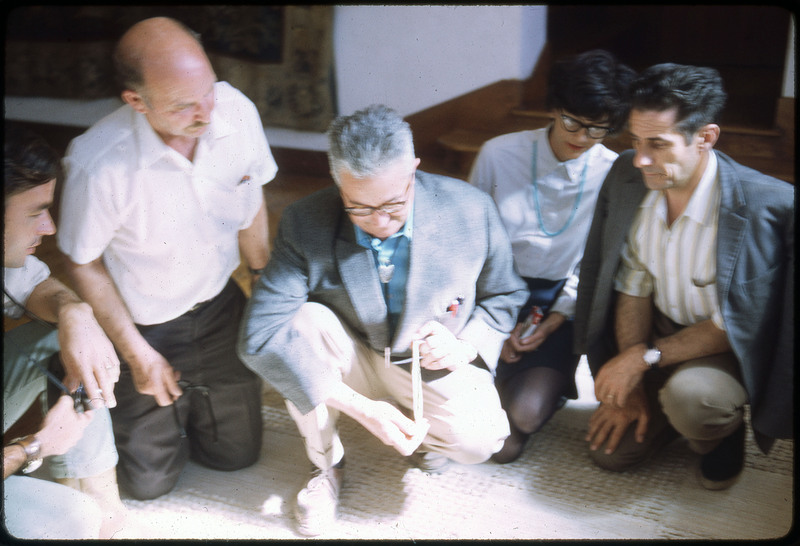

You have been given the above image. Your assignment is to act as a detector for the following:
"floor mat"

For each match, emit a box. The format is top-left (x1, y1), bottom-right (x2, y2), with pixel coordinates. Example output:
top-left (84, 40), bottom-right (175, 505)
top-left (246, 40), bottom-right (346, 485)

top-left (120, 397), bottom-right (794, 540)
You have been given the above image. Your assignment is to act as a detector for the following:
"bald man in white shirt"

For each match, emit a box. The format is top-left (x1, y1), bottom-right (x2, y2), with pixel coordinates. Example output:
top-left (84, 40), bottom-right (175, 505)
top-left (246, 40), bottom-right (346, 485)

top-left (57, 17), bottom-right (277, 500)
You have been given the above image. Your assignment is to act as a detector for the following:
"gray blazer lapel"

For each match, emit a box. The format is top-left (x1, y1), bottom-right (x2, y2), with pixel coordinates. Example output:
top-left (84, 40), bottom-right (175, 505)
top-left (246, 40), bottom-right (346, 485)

top-left (395, 178), bottom-right (464, 352)
top-left (335, 213), bottom-right (391, 349)
top-left (587, 167), bottom-right (648, 344)
top-left (397, 180), bottom-right (435, 351)
top-left (715, 155), bottom-right (747, 306)
top-left (608, 171), bottom-right (649, 254)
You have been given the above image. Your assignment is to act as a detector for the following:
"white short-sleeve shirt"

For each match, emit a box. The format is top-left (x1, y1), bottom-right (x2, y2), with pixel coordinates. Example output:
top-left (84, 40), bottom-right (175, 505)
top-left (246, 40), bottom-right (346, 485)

top-left (4, 256), bottom-right (51, 319)
top-left (614, 151), bottom-right (723, 329)
top-left (469, 127), bottom-right (617, 317)
top-left (57, 81), bottom-right (278, 325)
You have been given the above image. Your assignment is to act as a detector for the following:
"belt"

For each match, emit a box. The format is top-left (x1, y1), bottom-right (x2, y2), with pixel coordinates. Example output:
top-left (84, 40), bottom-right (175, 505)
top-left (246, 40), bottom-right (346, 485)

top-left (186, 279), bottom-right (237, 314)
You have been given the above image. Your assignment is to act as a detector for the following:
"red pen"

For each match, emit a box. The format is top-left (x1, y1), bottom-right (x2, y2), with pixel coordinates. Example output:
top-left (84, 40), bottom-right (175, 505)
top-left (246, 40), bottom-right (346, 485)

top-left (447, 297), bottom-right (465, 318)
top-left (520, 306), bottom-right (544, 338)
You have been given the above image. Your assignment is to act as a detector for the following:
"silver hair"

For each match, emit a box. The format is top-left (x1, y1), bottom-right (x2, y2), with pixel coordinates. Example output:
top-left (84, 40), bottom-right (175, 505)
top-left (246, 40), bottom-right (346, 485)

top-left (326, 104), bottom-right (415, 185)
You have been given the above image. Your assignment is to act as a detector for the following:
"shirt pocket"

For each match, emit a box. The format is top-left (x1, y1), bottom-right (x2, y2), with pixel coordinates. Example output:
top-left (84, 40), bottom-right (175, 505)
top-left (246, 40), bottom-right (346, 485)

top-left (197, 174), bottom-right (253, 229)
top-left (691, 260), bottom-right (716, 288)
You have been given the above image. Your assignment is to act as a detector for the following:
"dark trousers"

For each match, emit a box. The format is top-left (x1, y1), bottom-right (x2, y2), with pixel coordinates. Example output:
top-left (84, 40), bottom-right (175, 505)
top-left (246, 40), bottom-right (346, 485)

top-left (111, 280), bottom-right (263, 500)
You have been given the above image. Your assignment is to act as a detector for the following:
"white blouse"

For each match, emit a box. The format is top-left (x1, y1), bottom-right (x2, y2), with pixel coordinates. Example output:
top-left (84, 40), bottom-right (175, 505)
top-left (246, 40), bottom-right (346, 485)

top-left (469, 126), bottom-right (617, 317)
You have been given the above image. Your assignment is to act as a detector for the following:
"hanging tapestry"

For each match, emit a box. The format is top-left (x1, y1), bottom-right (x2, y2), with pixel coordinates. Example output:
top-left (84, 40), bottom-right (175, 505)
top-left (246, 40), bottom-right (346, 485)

top-left (5, 5), bottom-right (335, 131)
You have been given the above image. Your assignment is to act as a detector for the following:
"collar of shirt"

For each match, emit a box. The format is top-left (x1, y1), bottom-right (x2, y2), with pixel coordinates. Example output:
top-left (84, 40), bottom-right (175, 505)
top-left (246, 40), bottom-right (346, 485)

top-left (354, 203), bottom-right (414, 326)
top-left (642, 151), bottom-right (720, 226)
top-left (681, 150), bottom-right (719, 225)
top-left (354, 200), bottom-right (415, 249)
top-left (535, 125), bottom-right (594, 185)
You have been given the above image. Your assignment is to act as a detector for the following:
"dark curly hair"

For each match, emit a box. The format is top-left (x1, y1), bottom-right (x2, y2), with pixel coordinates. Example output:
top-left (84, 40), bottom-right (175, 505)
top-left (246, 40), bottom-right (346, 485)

top-left (4, 128), bottom-right (62, 199)
top-left (630, 63), bottom-right (727, 143)
top-left (546, 49), bottom-right (637, 133)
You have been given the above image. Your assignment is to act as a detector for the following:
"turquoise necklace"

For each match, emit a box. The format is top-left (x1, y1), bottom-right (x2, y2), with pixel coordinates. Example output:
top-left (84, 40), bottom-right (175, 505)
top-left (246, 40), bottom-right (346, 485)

top-left (531, 139), bottom-right (589, 237)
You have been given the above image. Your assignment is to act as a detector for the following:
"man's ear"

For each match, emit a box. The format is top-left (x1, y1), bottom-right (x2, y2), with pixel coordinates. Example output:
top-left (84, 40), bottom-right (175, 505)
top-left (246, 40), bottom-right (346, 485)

top-left (698, 124), bottom-right (720, 151)
top-left (121, 89), bottom-right (148, 114)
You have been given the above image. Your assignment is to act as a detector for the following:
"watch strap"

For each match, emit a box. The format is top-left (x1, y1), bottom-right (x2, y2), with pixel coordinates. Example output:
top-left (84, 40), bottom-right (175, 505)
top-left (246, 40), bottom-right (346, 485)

top-left (644, 343), bottom-right (662, 370)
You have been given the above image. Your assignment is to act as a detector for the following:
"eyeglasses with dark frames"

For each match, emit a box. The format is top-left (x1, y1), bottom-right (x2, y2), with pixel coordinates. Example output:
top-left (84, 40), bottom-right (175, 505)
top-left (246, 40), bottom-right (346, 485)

top-left (560, 113), bottom-right (613, 139)
top-left (343, 173), bottom-right (415, 217)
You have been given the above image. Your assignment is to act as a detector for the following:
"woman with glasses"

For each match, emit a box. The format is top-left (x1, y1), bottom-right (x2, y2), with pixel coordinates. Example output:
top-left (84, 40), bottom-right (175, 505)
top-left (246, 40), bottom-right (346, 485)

top-left (469, 50), bottom-right (635, 463)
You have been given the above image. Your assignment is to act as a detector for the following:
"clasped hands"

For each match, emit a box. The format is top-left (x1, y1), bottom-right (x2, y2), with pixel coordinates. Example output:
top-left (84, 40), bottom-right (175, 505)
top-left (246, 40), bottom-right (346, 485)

top-left (412, 320), bottom-right (477, 371)
top-left (334, 321), bottom-right (475, 457)
top-left (500, 312), bottom-right (565, 363)
top-left (586, 344), bottom-right (651, 455)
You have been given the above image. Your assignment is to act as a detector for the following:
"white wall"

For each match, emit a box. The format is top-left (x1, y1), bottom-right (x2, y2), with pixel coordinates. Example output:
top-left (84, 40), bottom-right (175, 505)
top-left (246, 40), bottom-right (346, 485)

top-left (333, 5), bottom-right (547, 117)
top-left (4, 5), bottom-right (547, 150)
top-left (7, 6), bottom-right (793, 149)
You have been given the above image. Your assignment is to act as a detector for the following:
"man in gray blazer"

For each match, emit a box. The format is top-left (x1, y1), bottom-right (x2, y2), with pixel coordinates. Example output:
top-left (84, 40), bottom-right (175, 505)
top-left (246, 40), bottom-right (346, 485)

top-left (238, 104), bottom-right (527, 536)
top-left (575, 64), bottom-right (794, 491)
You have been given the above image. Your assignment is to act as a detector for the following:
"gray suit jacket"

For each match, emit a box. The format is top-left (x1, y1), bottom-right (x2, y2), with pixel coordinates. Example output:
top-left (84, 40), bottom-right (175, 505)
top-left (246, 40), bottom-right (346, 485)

top-left (238, 171), bottom-right (528, 414)
top-left (574, 150), bottom-right (794, 452)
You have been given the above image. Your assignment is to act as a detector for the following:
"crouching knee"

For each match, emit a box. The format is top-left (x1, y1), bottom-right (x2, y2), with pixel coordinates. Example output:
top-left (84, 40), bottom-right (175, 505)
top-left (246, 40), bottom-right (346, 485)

top-left (117, 466), bottom-right (181, 500)
top-left (437, 407), bottom-right (511, 465)
top-left (587, 444), bottom-right (643, 472)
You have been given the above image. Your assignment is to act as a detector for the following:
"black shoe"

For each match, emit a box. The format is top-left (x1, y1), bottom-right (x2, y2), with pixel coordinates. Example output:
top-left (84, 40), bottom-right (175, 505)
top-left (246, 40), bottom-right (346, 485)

top-left (491, 426), bottom-right (530, 464)
top-left (698, 423), bottom-right (746, 491)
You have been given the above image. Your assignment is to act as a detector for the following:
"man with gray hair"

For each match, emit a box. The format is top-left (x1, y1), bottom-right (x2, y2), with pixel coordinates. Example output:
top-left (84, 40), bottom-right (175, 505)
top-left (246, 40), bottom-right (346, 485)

top-left (239, 104), bottom-right (528, 536)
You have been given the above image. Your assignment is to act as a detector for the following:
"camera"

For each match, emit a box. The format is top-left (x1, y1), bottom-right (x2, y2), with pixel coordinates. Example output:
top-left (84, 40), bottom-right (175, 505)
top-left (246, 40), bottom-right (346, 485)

top-left (72, 386), bottom-right (93, 413)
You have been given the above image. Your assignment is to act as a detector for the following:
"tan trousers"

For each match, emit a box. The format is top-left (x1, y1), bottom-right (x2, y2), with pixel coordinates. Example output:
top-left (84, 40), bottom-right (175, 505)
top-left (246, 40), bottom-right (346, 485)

top-left (286, 303), bottom-right (510, 470)
top-left (590, 312), bottom-right (748, 471)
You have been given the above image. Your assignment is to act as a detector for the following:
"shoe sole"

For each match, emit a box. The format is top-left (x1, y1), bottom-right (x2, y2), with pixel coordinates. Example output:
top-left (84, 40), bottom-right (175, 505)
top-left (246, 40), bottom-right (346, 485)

top-left (294, 504), bottom-right (335, 537)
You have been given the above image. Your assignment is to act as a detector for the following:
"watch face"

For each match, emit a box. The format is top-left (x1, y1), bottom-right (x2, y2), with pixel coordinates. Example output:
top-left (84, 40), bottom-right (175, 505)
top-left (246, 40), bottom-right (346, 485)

top-left (22, 457), bottom-right (43, 474)
top-left (644, 348), bottom-right (661, 364)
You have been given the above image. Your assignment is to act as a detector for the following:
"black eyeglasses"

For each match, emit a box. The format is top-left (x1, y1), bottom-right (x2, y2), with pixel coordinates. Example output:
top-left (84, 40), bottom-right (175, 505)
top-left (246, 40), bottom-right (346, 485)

top-left (560, 114), bottom-right (613, 139)
top-left (343, 173), bottom-right (414, 217)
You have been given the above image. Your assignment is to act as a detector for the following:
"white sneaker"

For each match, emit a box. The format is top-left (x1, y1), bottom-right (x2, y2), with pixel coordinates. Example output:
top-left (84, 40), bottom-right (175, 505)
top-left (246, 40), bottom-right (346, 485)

top-left (294, 460), bottom-right (344, 536)
top-left (409, 450), bottom-right (450, 474)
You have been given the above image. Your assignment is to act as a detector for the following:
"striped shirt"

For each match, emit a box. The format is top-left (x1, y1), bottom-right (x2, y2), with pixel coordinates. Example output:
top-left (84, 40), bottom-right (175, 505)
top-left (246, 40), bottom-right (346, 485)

top-left (614, 152), bottom-right (724, 330)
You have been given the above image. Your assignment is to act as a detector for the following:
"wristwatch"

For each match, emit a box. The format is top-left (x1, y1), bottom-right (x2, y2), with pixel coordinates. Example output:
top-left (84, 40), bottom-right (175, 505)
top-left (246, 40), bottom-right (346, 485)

top-left (643, 343), bottom-right (662, 370)
top-left (10, 435), bottom-right (43, 474)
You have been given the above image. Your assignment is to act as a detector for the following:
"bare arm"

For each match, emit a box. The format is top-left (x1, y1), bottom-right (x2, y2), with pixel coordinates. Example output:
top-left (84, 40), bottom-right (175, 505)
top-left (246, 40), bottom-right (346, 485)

top-left (614, 292), bottom-right (654, 352)
top-left (63, 257), bottom-right (181, 406)
top-left (238, 195), bottom-right (270, 285)
top-left (586, 293), bottom-right (653, 453)
top-left (596, 292), bottom-right (731, 407)
top-left (651, 319), bottom-right (731, 366)
top-left (25, 277), bottom-right (120, 407)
